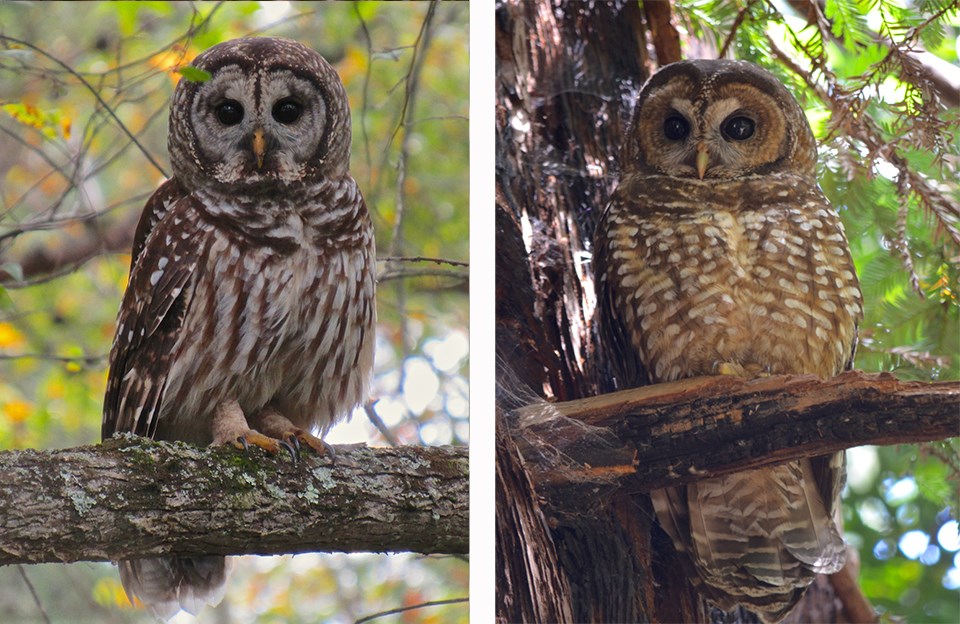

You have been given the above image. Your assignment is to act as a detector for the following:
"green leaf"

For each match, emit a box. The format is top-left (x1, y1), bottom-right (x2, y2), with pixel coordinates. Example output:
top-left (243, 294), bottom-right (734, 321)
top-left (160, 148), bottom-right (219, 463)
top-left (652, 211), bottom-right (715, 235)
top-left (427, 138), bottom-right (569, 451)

top-left (176, 66), bottom-right (212, 83)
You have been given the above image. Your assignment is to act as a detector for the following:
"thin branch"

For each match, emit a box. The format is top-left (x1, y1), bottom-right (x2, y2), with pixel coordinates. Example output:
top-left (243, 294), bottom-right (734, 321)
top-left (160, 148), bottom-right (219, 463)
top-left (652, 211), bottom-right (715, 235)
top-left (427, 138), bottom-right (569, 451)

top-left (717, 0), bottom-right (761, 59)
top-left (386, 1), bottom-right (440, 390)
top-left (354, 2), bottom-right (375, 192)
top-left (380, 255), bottom-right (468, 268)
top-left (354, 597), bottom-right (469, 624)
top-left (16, 566), bottom-right (51, 624)
top-left (377, 267), bottom-right (468, 284)
top-left (0, 353), bottom-right (105, 365)
top-left (364, 402), bottom-right (400, 447)
top-left (0, 35), bottom-right (168, 178)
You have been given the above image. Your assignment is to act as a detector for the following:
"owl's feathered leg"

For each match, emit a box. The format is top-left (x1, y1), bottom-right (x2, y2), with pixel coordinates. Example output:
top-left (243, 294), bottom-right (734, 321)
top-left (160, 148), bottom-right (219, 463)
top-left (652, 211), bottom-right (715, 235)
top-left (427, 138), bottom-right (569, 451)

top-left (211, 400), bottom-right (296, 459)
top-left (255, 406), bottom-right (335, 458)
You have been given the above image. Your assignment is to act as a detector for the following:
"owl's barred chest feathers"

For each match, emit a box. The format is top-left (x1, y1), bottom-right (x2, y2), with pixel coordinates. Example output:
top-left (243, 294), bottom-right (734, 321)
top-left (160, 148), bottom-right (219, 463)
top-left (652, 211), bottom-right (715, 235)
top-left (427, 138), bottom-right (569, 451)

top-left (156, 181), bottom-right (375, 444)
top-left (603, 174), bottom-right (862, 384)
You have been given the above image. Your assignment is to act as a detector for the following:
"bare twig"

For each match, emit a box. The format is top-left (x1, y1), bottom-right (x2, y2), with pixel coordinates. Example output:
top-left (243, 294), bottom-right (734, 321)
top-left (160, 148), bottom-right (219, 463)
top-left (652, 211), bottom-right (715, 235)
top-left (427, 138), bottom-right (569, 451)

top-left (364, 402), bottom-right (400, 447)
top-left (354, 3), bottom-right (375, 192)
top-left (717, 0), bottom-right (761, 59)
top-left (377, 267), bottom-right (468, 285)
top-left (16, 566), bottom-right (51, 624)
top-left (0, 35), bottom-right (168, 177)
top-left (354, 597), bottom-right (468, 624)
top-left (380, 255), bottom-right (468, 267)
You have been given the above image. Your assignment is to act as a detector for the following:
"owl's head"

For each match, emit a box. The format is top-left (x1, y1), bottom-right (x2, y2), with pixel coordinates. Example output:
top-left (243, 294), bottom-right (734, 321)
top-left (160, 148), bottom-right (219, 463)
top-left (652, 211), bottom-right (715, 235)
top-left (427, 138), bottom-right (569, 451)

top-left (624, 60), bottom-right (817, 180)
top-left (168, 37), bottom-right (350, 192)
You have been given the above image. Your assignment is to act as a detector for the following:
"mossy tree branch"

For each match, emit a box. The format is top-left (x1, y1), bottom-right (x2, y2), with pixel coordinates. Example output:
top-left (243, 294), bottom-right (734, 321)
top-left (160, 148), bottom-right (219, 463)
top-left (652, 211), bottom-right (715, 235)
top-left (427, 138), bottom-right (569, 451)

top-left (0, 436), bottom-right (468, 565)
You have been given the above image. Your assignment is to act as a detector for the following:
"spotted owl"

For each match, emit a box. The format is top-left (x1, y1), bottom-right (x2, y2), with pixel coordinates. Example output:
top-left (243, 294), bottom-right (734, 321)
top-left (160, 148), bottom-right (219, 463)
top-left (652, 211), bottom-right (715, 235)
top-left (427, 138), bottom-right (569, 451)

top-left (593, 59), bottom-right (863, 621)
top-left (102, 37), bottom-right (376, 619)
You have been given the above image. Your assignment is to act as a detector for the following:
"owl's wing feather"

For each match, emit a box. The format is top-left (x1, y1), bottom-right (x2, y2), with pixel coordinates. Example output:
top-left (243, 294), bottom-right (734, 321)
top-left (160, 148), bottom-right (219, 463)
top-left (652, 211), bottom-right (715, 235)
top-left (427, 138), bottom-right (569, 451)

top-left (593, 200), bottom-right (649, 390)
top-left (787, 457), bottom-right (845, 573)
top-left (102, 191), bottom-right (206, 440)
top-left (129, 178), bottom-right (187, 273)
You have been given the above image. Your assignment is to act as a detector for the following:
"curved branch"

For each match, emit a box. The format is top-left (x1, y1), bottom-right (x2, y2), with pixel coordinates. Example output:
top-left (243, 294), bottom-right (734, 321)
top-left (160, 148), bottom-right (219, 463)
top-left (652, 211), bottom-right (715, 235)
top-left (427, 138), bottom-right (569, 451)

top-left (514, 371), bottom-right (960, 493)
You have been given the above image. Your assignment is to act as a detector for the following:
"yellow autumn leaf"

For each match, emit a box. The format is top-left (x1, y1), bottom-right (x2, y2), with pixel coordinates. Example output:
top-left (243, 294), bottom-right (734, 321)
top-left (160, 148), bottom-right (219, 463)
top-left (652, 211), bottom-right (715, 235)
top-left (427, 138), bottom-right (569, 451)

top-left (4, 400), bottom-right (32, 423)
top-left (150, 45), bottom-right (198, 85)
top-left (92, 577), bottom-right (135, 609)
top-left (1, 103), bottom-right (71, 140)
top-left (0, 322), bottom-right (25, 349)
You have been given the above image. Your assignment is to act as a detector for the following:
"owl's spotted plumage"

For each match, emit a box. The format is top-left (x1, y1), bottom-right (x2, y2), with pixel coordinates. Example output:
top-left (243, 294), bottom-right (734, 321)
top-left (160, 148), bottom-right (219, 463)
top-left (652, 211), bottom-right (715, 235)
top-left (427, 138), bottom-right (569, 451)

top-left (594, 60), bottom-right (862, 621)
top-left (102, 37), bottom-right (375, 619)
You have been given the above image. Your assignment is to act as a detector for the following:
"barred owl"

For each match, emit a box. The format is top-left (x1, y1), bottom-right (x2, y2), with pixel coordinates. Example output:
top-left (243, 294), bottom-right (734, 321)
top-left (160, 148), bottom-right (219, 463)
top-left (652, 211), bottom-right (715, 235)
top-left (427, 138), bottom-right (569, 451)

top-left (594, 60), bottom-right (863, 621)
top-left (102, 37), bottom-right (376, 619)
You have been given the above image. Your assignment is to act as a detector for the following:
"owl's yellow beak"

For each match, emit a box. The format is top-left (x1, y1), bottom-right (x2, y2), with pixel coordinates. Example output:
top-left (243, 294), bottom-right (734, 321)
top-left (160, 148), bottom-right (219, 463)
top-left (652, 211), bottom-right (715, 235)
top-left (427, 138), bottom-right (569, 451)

top-left (695, 143), bottom-right (710, 180)
top-left (252, 127), bottom-right (267, 169)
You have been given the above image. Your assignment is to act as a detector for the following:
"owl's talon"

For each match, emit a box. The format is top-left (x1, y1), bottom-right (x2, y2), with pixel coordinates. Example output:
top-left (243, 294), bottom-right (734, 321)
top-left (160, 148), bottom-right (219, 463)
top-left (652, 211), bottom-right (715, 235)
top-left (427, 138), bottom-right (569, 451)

top-left (323, 440), bottom-right (336, 462)
top-left (237, 436), bottom-right (249, 452)
top-left (286, 433), bottom-right (301, 453)
top-left (278, 439), bottom-right (299, 463)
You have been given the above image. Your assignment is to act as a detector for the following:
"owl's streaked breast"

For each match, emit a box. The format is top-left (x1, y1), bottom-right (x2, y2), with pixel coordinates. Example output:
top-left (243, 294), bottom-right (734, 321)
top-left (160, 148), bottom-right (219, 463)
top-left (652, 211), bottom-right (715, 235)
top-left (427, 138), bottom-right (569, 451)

top-left (157, 183), bottom-right (376, 444)
top-left (603, 174), bottom-right (862, 383)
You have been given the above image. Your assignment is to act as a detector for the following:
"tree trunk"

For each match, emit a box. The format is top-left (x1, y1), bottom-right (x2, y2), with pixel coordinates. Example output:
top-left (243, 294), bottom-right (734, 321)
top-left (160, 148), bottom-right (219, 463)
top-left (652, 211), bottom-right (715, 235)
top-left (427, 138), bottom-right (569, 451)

top-left (496, 1), bottom-right (691, 620)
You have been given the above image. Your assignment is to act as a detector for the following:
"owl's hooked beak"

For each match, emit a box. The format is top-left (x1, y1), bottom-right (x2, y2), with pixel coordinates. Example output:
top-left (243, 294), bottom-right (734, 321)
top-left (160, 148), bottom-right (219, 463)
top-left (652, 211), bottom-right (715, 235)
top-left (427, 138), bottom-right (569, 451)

top-left (695, 143), bottom-right (710, 180)
top-left (252, 127), bottom-right (267, 169)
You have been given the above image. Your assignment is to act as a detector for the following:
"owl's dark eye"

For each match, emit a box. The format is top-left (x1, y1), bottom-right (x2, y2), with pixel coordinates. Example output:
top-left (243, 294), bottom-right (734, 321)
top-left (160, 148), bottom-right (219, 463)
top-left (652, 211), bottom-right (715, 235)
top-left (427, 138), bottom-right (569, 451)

top-left (663, 115), bottom-right (690, 141)
top-left (272, 99), bottom-right (302, 124)
top-left (721, 115), bottom-right (756, 141)
top-left (215, 100), bottom-right (244, 126)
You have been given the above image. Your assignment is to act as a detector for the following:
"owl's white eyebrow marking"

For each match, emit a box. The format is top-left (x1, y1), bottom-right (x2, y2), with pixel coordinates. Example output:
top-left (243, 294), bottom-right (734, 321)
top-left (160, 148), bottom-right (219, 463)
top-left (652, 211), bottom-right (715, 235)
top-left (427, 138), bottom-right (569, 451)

top-left (669, 98), bottom-right (695, 117)
top-left (704, 98), bottom-right (743, 125)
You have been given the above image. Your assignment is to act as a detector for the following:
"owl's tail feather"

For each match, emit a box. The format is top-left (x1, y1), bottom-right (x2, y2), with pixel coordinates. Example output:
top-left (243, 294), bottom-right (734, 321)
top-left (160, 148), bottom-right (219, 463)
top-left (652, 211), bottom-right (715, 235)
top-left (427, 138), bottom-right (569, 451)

top-left (119, 556), bottom-right (231, 620)
top-left (651, 458), bottom-right (846, 623)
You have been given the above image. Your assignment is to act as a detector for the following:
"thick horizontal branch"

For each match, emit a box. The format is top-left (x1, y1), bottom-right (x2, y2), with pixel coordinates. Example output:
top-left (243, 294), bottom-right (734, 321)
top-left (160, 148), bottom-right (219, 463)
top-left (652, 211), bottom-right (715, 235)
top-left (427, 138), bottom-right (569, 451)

top-left (0, 436), bottom-right (468, 565)
top-left (514, 371), bottom-right (959, 493)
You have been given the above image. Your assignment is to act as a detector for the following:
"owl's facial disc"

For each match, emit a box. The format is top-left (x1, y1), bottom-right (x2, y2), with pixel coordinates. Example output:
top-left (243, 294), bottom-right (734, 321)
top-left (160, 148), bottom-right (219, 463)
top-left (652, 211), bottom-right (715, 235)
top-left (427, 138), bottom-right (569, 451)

top-left (634, 70), bottom-right (792, 180)
top-left (185, 66), bottom-right (328, 188)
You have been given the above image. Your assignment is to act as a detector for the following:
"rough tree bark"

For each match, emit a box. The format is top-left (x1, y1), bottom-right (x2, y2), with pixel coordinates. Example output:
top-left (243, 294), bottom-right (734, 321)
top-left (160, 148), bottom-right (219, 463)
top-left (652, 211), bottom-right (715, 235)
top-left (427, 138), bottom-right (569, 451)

top-left (0, 436), bottom-right (468, 564)
top-left (495, 1), bottom-right (956, 623)
top-left (516, 372), bottom-right (960, 493)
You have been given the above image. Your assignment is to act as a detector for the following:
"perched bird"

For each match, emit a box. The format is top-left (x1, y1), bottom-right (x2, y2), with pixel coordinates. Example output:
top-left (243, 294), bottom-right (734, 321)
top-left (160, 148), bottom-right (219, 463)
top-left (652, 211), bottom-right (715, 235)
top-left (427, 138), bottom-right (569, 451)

top-left (102, 37), bottom-right (376, 619)
top-left (594, 59), bottom-right (862, 621)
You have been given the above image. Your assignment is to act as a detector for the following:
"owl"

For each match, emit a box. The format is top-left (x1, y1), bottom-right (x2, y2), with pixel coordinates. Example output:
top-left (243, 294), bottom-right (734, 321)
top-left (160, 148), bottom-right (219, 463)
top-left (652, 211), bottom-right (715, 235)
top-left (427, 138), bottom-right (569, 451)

top-left (101, 37), bottom-right (376, 619)
top-left (593, 60), bottom-right (863, 621)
